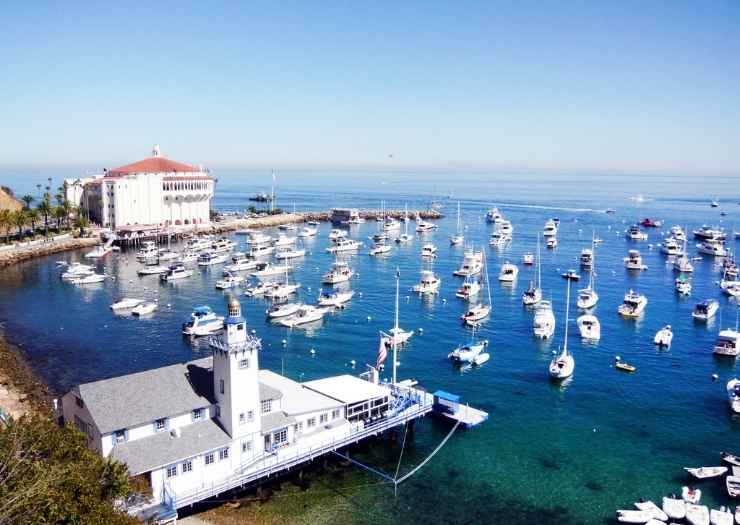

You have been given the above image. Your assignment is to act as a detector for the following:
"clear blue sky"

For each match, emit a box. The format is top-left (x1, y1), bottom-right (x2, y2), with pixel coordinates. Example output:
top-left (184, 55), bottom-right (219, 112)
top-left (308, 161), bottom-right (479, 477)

top-left (1, 1), bottom-right (738, 174)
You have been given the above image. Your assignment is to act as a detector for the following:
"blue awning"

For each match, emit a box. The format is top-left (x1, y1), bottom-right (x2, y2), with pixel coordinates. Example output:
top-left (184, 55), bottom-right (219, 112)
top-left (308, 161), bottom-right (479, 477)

top-left (433, 390), bottom-right (460, 403)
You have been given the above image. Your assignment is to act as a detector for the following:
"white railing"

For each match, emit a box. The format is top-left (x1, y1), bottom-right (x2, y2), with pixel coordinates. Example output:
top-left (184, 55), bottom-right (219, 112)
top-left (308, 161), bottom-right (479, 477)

top-left (174, 395), bottom-right (434, 509)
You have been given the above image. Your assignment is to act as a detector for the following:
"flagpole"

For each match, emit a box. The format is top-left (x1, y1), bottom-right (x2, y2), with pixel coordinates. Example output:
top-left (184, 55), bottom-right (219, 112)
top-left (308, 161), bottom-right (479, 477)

top-left (393, 268), bottom-right (399, 385)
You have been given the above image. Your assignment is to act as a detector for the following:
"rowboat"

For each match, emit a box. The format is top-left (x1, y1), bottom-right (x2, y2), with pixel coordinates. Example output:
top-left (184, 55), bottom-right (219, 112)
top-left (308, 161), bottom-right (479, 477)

top-left (684, 466), bottom-right (728, 480)
top-left (616, 362), bottom-right (636, 373)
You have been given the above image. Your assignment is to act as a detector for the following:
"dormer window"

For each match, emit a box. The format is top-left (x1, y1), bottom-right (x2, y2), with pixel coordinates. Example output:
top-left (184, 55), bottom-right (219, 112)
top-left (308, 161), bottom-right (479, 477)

top-left (261, 399), bottom-right (272, 414)
top-left (113, 429), bottom-right (126, 444)
top-left (155, 418), bottom-right (167, 432)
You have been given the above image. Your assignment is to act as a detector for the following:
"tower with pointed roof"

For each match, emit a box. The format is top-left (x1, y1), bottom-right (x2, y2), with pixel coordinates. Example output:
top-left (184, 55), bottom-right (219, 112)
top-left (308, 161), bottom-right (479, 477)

top-left (211, 297), bottom-right (262, 440)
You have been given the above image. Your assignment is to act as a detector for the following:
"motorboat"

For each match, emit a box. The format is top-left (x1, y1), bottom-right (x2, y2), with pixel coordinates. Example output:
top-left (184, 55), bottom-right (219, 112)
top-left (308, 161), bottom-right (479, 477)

top-left (448, 338), bottom-right (489, 364)
top-left (720, 451), bottom-right (740, 467)
top-left (485, 207), bottom-right (502, 223)
top-left (543, 219), bottom-right (558, 237)
top-left (693, 226), bottom-right (726, 241)
top-left (618, 290), bottom-right (648, 318)
top-left (371, 232), bottom-right (390, 243)
top-left (157, 249), bottom-right (179, 262)
top-left (328, 229), bottom-right (348, 242)
top-left (498, 262), bottom-right (518, 282)
top-left (267, 302), bottom-right (304, 319)
top-left (675, 275), bottom-right (692, 296)
top-left (616, 509), bottom-right (652, 523)
top-left (561, 269), bottom-right (580, 281)
top-left (624, 250), bottom-right (647, 270)
top-left (626, 225), bottom-right (648, 241)
top-left (184, 236), bottom-right (213, 252)
top-left (686, 504), bottom-right (709, 525)
top-left (726, 476), bottom-right (740, 498)
top-left (210, 238), bottom-right (236, 253)
top-left (161, 264), bottom-right (193, 281)
top-left (247, 232), bottom-right (273, 245)
top-left (251, 263), bottom-right (292, 280)
top-left (273, 234), bottom-right (297, 248)
top-left (136, 241), bottom-right (158, 261)
top-left (709, 507), bottom-right (733, 525)
top-left (674, 254), bottom-right (695, 273)
top-left (278, 305), bottom-right (327, 327)
top-left (640, 218), bottom-right (662, 228)
top-left (421, 243), bottom-right (438, 258)
top-left (522, 281), bottom-right (542, 306)
top-left (132, 301), bottom-right (157, 316)
top-left (84, 244), bottom-right (113, 259)
top-left (110, 298), bottom-right (143, 310)
top-left (316, 290), bottom-right (355, 308)
top-left (246, 244), bottom-right (275, 258)
top-left (498, 220), bottom-right (513, 238)
top-left (713, 329), bottom-right (739, 357)
top-left (396, 233), bottom-right (414, 244)
top-left (634, 500), bottom-right (668, 522)
top-left (264, 280), bottom-right (301, 299)
top-left (684, 466), bottom-right (728, 480)
top-left (61, 263), bottom-right (95, 280)
top-left (533, 300), bottom-right (555, 339)
top-left (711, 200), bottom-right (720, 208)
top-left (70, 273), bottom-right (106, 285)
top-left (278, 223), bottom-right (297, 231)
top-left (326, 239), bottom-right (362, 253)
top-left (452, 249), bottom-right (484, 277)
top-left (224, 253), bottom-right (259, 272)
top-left (413, 270), bottom-right (441, 294)
top-left (698, 239), bottom-right (728, 257)
top-left (722, 258), bottom-right (739, 279)
top-left (522, 253), bottom-right (534, 265)
top-left (369, 241), bottom-right (392, 256)
top-left (728, 379), bottom-right (740, 414)
top-left (615, 361), bottom-right (636, 373)
top-left (549, 280), bottom-right (575, 380)
top-left (605, 208), bottom-right (616, 214)
top-left (682, 486), bottom-right (702, 504)
top-left (322, 261), bottom-right (354, 284)
top-left (723, 284), bottom-right (740, 298)
top-left (577, 314), bottom-right (601, 341)
top-left (137, 265), bottom-right (168, 276)
top-left (197, 251), bottom-right (229, 266)
top-left (654, 325), bottom-right (673, 347)
top-left (179, 251), bottom-right (199, 263)
top-left (669, 225), bottom-right (686, 241)
top-left (382, 217), bottom-right (401, 232)
top-left (215, 272), bottom-right (245, 289)
top-left (275, 246), bottom-right (306, 260)
top-left (579, 248), bottom-right (593, 268)
top-left (662, 495), bottom-right (686, 520)
top-left (450, 202), bottom-right (464, 245)
top-left (244, 281), bottom-right (279, 297)
top-left (456, 276), bottom-right (481, 300)
top-left (546, 237), bottom-right (558, 249)
top-left (298, 226), bottom-right (318, 238)
top-left (461, 303), bottom-right (491, 326)
top-left (415, 220), bottom-right (437, 233)
top-left (489, 231), bottom-right (509, 248)
top-left (661, 237), bottom-right (683, 256)
top-left (182, 306), bottom-right (224, 336)
top-left (577, 285), bottom-right (598, 309)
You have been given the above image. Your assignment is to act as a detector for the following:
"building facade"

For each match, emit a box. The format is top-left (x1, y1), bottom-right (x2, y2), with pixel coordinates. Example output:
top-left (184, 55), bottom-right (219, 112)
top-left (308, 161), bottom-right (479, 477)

top-left (64, 145), bottom-right (214, 230)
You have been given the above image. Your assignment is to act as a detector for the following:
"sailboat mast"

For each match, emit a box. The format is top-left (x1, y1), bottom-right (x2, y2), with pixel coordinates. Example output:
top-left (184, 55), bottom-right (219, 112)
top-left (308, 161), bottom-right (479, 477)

top-left (393, 268), bottom-right (400, 385)
top-left (537, 233), bottom-right (541, 288)
top-left (404, 203), bottom-right (408, 236)
top-left (564, 278), bottom-right (571, 352)
top-left (484, 247), bottom-right (492, 306)
top-left (589, 233), bottom-right (595, 290)
top-left (456, 201), bottom-right (461, 234)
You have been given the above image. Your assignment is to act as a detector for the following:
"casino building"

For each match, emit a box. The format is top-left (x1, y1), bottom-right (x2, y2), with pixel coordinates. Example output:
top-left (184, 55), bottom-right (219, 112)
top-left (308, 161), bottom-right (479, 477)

top-left (64, 146), bottom-right (214, 230)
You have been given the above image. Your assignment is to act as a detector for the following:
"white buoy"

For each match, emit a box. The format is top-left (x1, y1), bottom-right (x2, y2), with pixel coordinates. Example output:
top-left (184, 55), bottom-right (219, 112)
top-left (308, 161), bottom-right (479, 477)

top-left (282, 339), bottom-right (287, 346)
top-left (310, 348), bottom-right (316, 356)
top-left (615, 355), bottom-right (621, 361)
top-left (367, 316), bottom-right (372, 321)
top-left (712, 374), bottom-right (719, 381)
top-left (442, 298), bottom-right (446, 303)
top-left (418, 327), bottom-right (424, 333)
top-left (350, 359), bottom-right (356, 367)
top-left (251, 329), bottom-right (257, 334)
top-left (358, 292), bottom-right (362, 297)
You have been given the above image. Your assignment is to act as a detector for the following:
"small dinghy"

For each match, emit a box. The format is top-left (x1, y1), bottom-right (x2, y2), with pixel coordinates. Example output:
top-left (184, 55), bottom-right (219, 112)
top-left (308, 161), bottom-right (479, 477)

top-left (132, 301), bottom-right (157, 317)
top-left (682, 486), bottom-right (702, 504)
top-left (561, 269), bottom-right (581, 281)
top-left (110, 298), bottom-right (143, 310)
top-left (709, 506), bottom-right (733, 525)
top-left (617, 509), bottom-right (652, 523)
top-left (725, 476), bottom-right (740, 498)
top-left (616, 361), bottom-right (636, 373)
top-left (720, 451), bottom-right (740, 467)
top-left (654, 325), bottom-right (673, 347)
top-left (684, 466), bottom-right (728, 480)
top-left (663, 495), bottom-right (686, 520)
top-left (686, 504), bottom-right (710, 525)
top-left (635, 500), bottom-right (669, 522)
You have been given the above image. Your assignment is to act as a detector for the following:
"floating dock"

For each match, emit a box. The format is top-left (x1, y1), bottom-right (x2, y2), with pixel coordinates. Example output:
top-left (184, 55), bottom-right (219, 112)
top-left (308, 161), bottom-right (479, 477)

top-left (432, 390), bottom-right (489, 428)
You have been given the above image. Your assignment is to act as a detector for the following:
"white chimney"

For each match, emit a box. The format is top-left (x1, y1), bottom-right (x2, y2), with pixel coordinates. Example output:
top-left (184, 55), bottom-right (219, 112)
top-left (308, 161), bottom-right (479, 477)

top-left (152, 144), bottom-right (161, 158)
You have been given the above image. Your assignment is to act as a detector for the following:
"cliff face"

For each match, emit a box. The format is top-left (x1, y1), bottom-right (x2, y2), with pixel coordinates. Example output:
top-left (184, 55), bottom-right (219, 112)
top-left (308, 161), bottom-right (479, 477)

top-left (0, 187), bottom-right (23, 211)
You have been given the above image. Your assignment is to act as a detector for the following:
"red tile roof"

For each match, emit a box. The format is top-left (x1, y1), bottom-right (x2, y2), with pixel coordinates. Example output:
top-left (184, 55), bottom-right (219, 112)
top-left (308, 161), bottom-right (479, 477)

top-left (108, 156), bottom-right (201, 176)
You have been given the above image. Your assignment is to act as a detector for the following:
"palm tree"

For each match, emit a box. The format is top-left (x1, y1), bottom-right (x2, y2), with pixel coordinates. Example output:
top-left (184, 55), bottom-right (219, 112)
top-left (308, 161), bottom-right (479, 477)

top-left (74, 214), bottom-right (89, 237)
top-left (0, 209), bottom-right (11, 244)
top-left (61, 201), bottom-right (73, 230)
top-left (26, 209), bottom-right (39, 236)
top-left (53, 206), bottom-right (66, 231)
top-left (21, 194), bottom-right (34, 209)
top-left (37, 199), bottom-right (52, 238)
top-left (10, 210), bottom-right (27, 240)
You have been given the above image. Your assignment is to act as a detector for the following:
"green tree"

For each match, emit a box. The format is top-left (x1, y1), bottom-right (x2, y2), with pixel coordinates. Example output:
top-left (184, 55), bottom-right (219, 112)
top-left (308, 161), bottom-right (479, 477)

top-left (74, 214), bottom-right (89, 237)
top-left (53, 205), bottom-right (67, 231)
top-left (37, 199), bottom-right (52, 238)
top-left (26, 209), bottom-right (39, 236)
top-left (0, 209), bottom-right (11, 244)
top-left (21, 194), bottom-right (34, 209)
top-left (10, 209), bottom-right (26, 240)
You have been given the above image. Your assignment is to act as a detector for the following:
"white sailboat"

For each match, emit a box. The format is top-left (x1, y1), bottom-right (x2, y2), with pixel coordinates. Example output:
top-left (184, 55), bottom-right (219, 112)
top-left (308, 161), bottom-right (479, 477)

top-left (461, 248), bottom-right (492, 326)
top-left (549, 280), bottom-right (575, 380)
top-left (522, 234), bottom-right (543, 306)
top-left (450, 201), bottom-right (464, 245)
top-left (577, 236), bottom-right (599, 309)
top-left (385, 268), bottom-right (413, 347)
top-left (396, 204), bottom-right (413, 244)
top-left (448, 325), bottom-right (489, 364)
top-left (674, 229), bottom-right (694, 273)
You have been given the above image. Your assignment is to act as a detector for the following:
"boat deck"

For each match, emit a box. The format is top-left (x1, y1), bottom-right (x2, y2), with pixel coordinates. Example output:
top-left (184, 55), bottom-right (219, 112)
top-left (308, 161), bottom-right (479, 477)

top-left (437, 403), bottom-right (489, 428)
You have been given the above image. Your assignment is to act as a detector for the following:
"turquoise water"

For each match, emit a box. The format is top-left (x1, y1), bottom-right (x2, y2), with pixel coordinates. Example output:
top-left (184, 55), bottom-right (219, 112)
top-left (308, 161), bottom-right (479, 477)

top-left (0, 171), bottom-right (739, 523)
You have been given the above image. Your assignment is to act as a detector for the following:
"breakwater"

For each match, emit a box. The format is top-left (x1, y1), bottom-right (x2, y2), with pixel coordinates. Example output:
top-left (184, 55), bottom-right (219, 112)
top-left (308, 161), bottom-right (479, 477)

top-left (0, 236), bottom-right (99, 269)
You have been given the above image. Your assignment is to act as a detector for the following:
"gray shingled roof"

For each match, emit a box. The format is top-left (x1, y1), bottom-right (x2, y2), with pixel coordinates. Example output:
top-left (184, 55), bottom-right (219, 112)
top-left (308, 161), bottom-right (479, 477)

top-left (111, 418), bottom-right (231, 475)
top-left (261, 411), bottom-right (296, 432)
top-left (75, 357), bottom-right (283, 435)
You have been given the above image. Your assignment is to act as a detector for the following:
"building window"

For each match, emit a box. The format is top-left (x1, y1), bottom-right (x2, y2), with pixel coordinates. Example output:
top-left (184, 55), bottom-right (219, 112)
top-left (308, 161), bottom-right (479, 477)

top-left (75, 396), bottom-right (84, 408)
top-left (219, 447), bottom-right (229, 461)
top-left (114, 429), bottom-right (126, 444)
top-left (273, 428), bottom-right (288, 446)
top-left (238, 358), bottom-right (249, 369)
top-left (192, 408), bottom-right (203, 421)
top-left (239, 413), bottom-right (245, 425)
top-left (155, 418), bottom-right (167, 432)
top-left (307, 418), bottom-right (316, 428)
top-left (320, 413), bottom-right (328, 424)
top-left (261, 399), bottom-right (272, 414)
top-left (166, 465), bottom-right (177, 478)
top-left (332, 409), bottom-right (340, 420)
top-left (220, 379), bottom-right (225, 394)
top-left (205, 453), bottom-right (215, 466)
top-left (247, 410), bottom-right (254, 422)
top-left (237, 323), bottom-right (244, 331)
top-left (241, 440), bottom-right (252, 453)
top-left (182, 460), bottom-right (192, 473)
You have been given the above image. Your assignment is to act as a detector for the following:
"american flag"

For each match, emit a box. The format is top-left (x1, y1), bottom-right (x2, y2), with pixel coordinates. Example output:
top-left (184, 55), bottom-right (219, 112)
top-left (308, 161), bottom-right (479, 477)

top-left (376, 334), bottom-right (390, 369)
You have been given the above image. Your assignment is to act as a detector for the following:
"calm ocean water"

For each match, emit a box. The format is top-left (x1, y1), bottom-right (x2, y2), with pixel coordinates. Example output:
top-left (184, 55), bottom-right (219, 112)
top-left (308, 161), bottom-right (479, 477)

top-left (1, 170), bottom-right (739, 523)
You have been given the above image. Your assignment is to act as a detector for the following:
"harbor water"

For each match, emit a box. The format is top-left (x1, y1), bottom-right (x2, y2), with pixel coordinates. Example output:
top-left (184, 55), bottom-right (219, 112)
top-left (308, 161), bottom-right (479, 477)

top-left (0, 170), bottom-right (739, 524)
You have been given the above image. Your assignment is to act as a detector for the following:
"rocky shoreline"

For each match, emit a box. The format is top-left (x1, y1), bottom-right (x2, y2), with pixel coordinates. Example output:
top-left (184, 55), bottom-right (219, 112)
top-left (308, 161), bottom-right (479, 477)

top-left (0, 327), bottom-right (54, 419)
top-left (0, 236), bottom-right (99, 269)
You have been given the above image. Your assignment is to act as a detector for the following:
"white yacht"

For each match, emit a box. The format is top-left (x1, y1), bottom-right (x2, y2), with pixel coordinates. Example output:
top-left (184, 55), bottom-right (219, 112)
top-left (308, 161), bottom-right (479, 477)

top-left (326, 239), bottom-right (362, 253)
top-left (85, 244), bottom-right (114, 259)
top-left (322, 261), bottom-right (354, 284)
top-left (674, 233), bottom-right (694, 273)
top-left (197, 251), bottom-right (229, 266)
top-left (70, 273), bottom-right (106, 285)
top-left (579, 248), bottom-right (593, 268)
top-left (577, 314), bottom-right (600, 341)
top-left (316, 290), bottom-right (355, 308)
top-left (244, 281), bottom-right (278, 297)
top-left (328, 229), bottom-right (348, 242)
top-left (543, 219), bottom-right (558, 237)
top-left (178, 251), bottom-right (199, 264)
top-left (456, 276), bottom-right (481, 300)
top-left (273, 234), bottom-right (297, 247)
top-left (697, 239), bottom-right (727, 257)
top-left (653, 325), bottom-right (673, 347)
top-left (421, 243), bottom-right (438, 258)
top-left (136, 241), bottom-right (158, 261)
top-left (489, 231), bottom-right (509, 248)
top-left (523, 235), bottom-right (543, 306)
top-left (182, 306), bottom-right (224, 336)
top-left (110, 298), bottom-right (143, 311)
top-left (661, 237), bottom-right (683, 256)
top-left (485, 207), bottom-right (502, 223)
top-left (450, 201), bottom-right (464, 245)
top-left (498, 261), bottom-right (518, 282)
top-left (693, 226), bottom-right (726, 241)
top-left (161, 264), bottom-right (193, 281)
top-left (136, 265), bottom-right (168, 276)
top-left (246, 244), bottom-right (275, 258)
top-left (498, 219), bottom-right (513, 236)
top-left (369, 241), bottom-right (392, 256)
top-left (60, 263), bottom-right (95, 280)
top-left (415, 219), bottom-right (437, 233)
top-left (264, 281), bottom-right (301, 299)
top-left (251, 263), bottom-right (292, 280)
top-left (157, 249), bottom-right (179, 262)
top-left (448, 334), bottom-right (489, 365)
top-left (267, 302), bottom-right (304, 319)
top-left (278, 305), bottom-right (327, 327)
top-left (382, 217), bottom-right (401, 232)
top-left (549, 280), bottom-right (575, 380)
top-left (692, 299), bottom-right (719, 321)
top-left (618, 290), bottom-right (648, 318)
top-left (625, 225), bottom-right (648, 241)
top-left (546, 237), bottom-right (558, 249)
top-left (522, 253), bottom-right (534, 265)
top-left (533, 300), bottom-right (556, 339)
top-left (224, 253), bottom-right (259, 272)
top-left (210, 238), bottom-right (236, 253)
top-left (714, 312), bottom-right (739, 356)
top-left (669, 225), bottom-right (686, 241)
top-left (624, 250), bottom-right (647, 270)
top-left (131, 301), bottom-right (157, 316)
top-left (453, 249), bottom-right (483, 276)
top-left (675, 275), bottom-right (692, 296)
top-left (184, 236), bottom-right (213, 252)
top-left (215, 272), bottom-right (245, 289)
top-left (728, 379), bottom-right (740, 414)
top-left (275, 246), bottom-right (306, 260)
top-left (461, 250), bottom-right (492, 326)
top-left (413, 270), bottom-right (441, 294)
top-left (248, 232), bottom-right (273, 245)
top-left (298, 225), bottom-right (318, 238)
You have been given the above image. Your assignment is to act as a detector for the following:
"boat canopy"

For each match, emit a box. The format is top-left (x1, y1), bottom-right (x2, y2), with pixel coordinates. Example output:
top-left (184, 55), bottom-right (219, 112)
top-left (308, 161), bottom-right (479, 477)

top-left (193, 306), bottom-right (212, 315)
